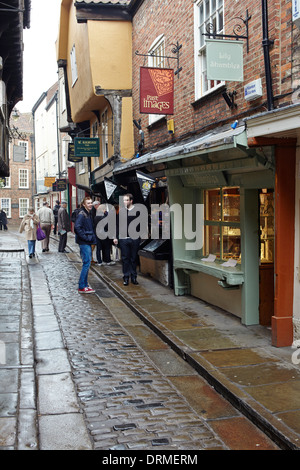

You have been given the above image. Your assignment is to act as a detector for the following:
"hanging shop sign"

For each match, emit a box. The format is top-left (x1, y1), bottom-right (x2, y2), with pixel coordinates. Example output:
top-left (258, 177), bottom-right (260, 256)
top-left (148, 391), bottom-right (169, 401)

top-left (74, 137), bottom-right (100, 158)
top-left (104, 177), bottom-right (118, 200)
top-left (136, 171), bottom-right (156, 201)
top-left (52, 179), bottom-right (67, 192)
top-left (293, 0), bottom-right (300, 28)
top-left (68, 142), bottom-right (82, 163)
top-left (44, 177), bottom-right (56, 188)
top-left (140, 67), bottom-right (174, 115)
top-left (206, 39), bottom-right (244, 82)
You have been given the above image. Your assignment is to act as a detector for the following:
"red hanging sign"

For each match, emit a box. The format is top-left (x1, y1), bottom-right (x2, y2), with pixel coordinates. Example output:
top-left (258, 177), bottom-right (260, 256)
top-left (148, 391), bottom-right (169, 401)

top-left (139, 67), bottom-right (174, 115)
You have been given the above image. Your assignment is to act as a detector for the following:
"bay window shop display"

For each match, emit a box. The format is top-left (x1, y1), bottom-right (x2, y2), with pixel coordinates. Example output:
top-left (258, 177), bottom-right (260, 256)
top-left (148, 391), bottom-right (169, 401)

top-left (204, 187), bottom-right (241, 262)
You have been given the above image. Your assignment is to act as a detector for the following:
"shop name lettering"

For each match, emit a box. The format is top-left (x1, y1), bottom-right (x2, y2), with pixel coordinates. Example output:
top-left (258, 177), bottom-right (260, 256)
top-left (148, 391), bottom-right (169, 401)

top-left (143, 94), bottom-right (171, 112)
top-left (96, 201), bottom-right (204, 251)
top-left (210, 52), bottom-right (241, 69)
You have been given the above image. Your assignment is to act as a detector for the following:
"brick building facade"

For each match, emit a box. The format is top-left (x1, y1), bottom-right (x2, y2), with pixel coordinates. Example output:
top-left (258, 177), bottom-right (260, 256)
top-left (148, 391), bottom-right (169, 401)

top-left (0, 112), bottom-right (34, 226)
top-left (131, 0), bottom-right (299, 152)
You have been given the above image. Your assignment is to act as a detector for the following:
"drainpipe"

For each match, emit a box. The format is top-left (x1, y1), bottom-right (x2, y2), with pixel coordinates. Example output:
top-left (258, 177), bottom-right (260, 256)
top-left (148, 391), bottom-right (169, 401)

top-left (262, 0), bottom-right (274, 111)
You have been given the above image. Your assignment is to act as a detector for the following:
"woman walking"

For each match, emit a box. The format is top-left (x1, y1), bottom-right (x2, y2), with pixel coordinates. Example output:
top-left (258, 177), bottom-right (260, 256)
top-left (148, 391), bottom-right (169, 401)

top-left (19, 207), bottom-right (39, 258)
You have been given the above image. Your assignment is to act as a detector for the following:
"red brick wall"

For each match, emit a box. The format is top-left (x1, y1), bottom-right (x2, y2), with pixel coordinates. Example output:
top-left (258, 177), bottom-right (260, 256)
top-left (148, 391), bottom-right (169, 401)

top-left (132, 0), bottom-right (296, 153)
top-left (0, 136), bottom-right (34, 226)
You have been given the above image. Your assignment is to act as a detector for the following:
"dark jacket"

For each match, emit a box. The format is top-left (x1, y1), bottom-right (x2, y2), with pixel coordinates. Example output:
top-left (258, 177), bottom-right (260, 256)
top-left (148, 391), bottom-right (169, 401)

top-left (74, 207), bottom-right (97, 245)
top-left (58, 207), bottom-right (71, 233)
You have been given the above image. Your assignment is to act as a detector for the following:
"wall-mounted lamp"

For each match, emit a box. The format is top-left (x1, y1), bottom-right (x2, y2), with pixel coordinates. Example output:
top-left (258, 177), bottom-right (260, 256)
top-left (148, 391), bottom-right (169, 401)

top-left (167, 119), bottom-right (175, 134)
top-left (222, 90), bottom-right (237, 109)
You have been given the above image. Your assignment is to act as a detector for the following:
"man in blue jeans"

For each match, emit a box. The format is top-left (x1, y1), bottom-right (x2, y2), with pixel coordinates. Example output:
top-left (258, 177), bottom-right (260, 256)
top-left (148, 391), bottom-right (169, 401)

top-left (74, 197), bottom-right (97, 294)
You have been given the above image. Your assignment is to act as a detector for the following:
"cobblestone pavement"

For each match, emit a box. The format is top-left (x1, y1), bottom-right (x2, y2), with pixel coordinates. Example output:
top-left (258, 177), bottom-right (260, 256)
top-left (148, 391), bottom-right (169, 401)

top-left (38, 245), bottom-right (278, 450)
top-left (0, 230), bottom-right (279, 450)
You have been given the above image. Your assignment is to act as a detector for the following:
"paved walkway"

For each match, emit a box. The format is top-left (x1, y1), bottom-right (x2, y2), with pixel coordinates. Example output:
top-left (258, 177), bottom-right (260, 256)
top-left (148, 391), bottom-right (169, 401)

top-left (62, 232), bottom-right (300, 450)
top-left (0, 228), bottom-right (299, 450)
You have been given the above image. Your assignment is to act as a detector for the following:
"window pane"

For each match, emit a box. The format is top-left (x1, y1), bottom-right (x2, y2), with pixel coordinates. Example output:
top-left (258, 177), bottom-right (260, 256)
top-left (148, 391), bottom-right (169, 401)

top-left (205, 189), bottom-right (221, 221)
top-left (222, 226), bottom-right (241, 260)
top-left (204, 225), bottom-right (220, 257)
top-left (222, 188), bottom-right (240, 222)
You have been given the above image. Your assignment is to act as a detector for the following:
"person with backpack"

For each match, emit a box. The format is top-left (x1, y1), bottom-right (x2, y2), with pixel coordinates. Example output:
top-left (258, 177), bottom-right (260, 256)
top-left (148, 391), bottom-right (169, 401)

top-left (74, 197), bottom-right (97, 294)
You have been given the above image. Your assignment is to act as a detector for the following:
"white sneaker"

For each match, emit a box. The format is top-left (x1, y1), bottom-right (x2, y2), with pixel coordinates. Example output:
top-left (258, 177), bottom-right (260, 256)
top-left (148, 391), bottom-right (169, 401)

top-left (107, 261), bottom-right (116, 265)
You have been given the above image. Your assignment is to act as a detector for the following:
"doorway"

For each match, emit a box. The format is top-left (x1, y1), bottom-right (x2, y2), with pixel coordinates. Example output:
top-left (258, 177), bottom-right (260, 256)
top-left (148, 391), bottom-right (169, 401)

top-left (259, 189), bottom-right (274, 326)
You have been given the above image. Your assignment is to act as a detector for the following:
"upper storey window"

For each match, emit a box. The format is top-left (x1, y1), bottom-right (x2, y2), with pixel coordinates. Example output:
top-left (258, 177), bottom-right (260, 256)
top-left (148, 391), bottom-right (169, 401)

top-left (194, 0), bottom-right (224, 100)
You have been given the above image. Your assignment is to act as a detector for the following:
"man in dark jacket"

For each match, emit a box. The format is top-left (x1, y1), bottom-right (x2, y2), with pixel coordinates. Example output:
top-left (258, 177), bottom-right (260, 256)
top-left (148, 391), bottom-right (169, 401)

top-left (53, 200), bottom-right (60, 235)
top-left (58, 201), bottom-right (71, 253)
top-left (74, 197), bottom-right (97, 294)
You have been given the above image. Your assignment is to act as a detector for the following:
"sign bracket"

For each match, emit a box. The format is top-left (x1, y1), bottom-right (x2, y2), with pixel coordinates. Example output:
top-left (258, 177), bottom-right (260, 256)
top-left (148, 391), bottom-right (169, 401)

top-left (135, 41), bottom-right (183, 78)
top-left (202, 10), bottom-right (251, 53)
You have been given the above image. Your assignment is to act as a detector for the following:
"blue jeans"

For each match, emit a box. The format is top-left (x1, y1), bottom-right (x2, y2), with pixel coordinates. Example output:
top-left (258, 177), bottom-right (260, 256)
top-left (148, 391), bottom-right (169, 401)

top-left (79, 244), bottom-right (92, 289)
top-left (28, 240), bottom-right (36, 255)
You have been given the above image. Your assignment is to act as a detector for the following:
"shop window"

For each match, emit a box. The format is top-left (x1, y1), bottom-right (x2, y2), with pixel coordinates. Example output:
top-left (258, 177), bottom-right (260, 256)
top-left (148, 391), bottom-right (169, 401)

top-left (204, 187), bottom-right (241, 262)
top-left (259, 189), bottom-right (274, 263)
top-left (194, 0), bottom-right (224, 99)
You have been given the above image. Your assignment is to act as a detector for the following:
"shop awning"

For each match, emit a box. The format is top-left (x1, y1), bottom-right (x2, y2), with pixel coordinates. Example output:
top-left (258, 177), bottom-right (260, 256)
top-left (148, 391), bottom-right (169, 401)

top-left (114, 124), bottom-right (248, 175)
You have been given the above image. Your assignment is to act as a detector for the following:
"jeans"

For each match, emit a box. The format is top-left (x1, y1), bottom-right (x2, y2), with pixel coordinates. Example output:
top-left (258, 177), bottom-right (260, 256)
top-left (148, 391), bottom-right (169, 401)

top-left (28, 240), bottom-right (36, 255)
top-left (79, 244), bottom-right (92, 289)
top-left (119, 238), bottom-right (140, 279)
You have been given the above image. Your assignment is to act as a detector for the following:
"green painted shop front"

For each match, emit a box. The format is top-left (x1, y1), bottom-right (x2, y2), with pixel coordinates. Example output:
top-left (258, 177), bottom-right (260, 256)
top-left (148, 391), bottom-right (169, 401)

top-left (163, 126), bottom-right (275, 327)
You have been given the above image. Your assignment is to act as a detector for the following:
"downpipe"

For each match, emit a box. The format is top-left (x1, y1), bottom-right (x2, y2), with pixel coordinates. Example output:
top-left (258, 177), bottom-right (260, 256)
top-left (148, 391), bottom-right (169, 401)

top-left (262, 0), bottom-right (274, 111)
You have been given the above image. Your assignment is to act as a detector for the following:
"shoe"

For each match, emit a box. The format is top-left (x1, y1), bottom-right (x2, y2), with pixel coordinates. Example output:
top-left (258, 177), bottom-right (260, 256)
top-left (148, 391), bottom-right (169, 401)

top-left (62, 250), bottom-right (69, 253)
top-left (123, 278), bottom-right (129, 286)
top-left (29, 254), bottom-right (33, 259)
top-left (78, 287), bottom-right (95, 294)
top-left (96, 262), bottom-right (103, 266)
top-left (107, 261), bottom-right (116, 266)
top-left (131, 278), bottom-right (139, 285)
top-left (42, 249), bottom-right (46, 252)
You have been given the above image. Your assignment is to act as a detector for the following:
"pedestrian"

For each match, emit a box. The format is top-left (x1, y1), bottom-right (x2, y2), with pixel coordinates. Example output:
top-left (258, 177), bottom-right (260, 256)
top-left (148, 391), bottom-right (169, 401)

top-left (71, 204), bottom-right (81, 224)
top-left (74, 197), bottom-right (97, 294)
top-left (113, 193), bottom-right (140, 286)
top-left (94, 204), bottom-right (115, 266)
top-left (91, 200), bottom-right (100, 264)
top-left (58, 200), bottom-right (71, 253)
top-left (53, 200), bottom-right (60, 235)
top-left (37, 202), bottom-right (54, 252)
top-left (0, 209), bottom-right (8, 230)
top-left (19, 207), bottom-right (39, 258)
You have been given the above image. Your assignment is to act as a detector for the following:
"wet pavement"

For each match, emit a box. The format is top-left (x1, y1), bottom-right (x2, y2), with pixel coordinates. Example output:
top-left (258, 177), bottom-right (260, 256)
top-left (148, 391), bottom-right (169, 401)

top-left (0, 228), bottom-right (299, 450)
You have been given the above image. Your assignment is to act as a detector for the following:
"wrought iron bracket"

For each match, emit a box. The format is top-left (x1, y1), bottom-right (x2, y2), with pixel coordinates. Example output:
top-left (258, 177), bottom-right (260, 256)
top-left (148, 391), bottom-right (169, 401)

top-left (202, 10), bottom-right (251, 53)
top-left (135, 41), bottom-right (183, 78)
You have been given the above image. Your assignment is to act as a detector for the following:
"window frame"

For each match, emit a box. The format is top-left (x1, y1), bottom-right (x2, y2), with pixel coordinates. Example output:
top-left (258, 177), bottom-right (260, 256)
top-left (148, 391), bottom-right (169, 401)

top-left (194, 0), bottom-right (225, 100)
top-left (19, 198), bottom-right (29, 218)
top-left (148, 35), bottom-right (166, 126)
top-left (19, 168), bottom-right (29, 189)
top-left (203, 187), bottom-right (241, 262)
top-left (0, 198), bottom-right (11, 218)
top-left (70, 44), bottom-right (78, 87)
top-left (19, 140), bottom-right (29, 160)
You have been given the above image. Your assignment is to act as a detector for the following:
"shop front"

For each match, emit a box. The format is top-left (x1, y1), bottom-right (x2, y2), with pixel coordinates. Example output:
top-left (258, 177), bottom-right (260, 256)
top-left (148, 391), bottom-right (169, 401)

top-left (165, 126), bottom-right (275, 328)
top-left (112, 122), bottom-right (297, 346)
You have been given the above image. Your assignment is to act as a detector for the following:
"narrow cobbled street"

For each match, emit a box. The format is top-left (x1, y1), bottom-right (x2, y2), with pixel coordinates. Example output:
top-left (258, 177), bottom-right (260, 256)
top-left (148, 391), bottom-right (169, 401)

top-left (0, 230), bottom-right (283, 451)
